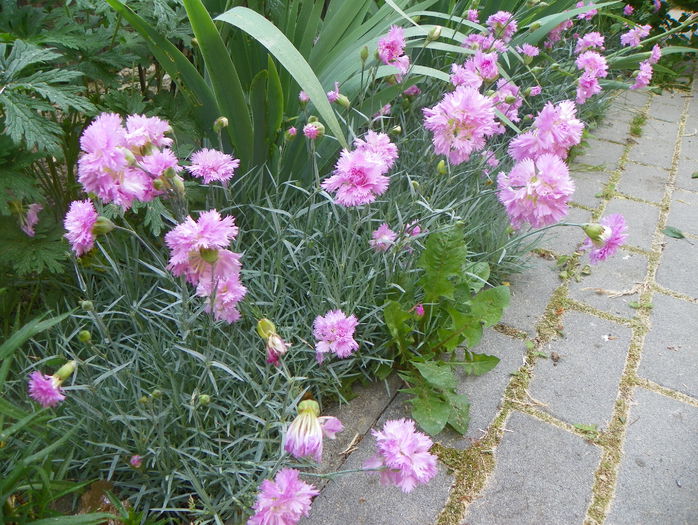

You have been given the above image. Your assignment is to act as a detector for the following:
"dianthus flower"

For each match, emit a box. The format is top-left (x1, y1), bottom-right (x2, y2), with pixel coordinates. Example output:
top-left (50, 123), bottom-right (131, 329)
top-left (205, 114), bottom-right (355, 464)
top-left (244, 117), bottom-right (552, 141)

top-left (423, 85), bottom-right (498, 165)
top-left (403, 85), bottom-right (421, 96)
top-left (303, 123), bottom-right (320, 140)
top-left (582, 214), bottom-right (628, 263)
top-left (125, 114), bottom-right (173, 149)
top-left (64, 199), bottom-right (99, 256)
top-left (544, 19), bottom-right (573, 48)
top-left (378, 25), bottom-right (410, 79)
top-left (497, 154), bottom-right (575, 229)
top-left (313, 309), bottom-right (359, 362)
top-left (576, 51), bottom-right (608, 77)
top-left (577, 71), bottom-right (602, 104)
top-left (364, 418), bottom-right (438, 493)
top-left (353, 131), bottom-right (398, 170)
top-left (529, 85), bottom-right (542, 96)
top-left (491, 79), bottom-right (522, 132)
top-left (623, 4), bottom-right (634, 15)
top-left (653, 0), bottom-right (661, 12)
top-left (515, 43), bottom-right (540, 57)
top-left (413, 304), bottom-right (425, 317)
top-left (466, 9), bottom-right (479, 23)
top-left (370, 223), bottom-right (398, 252)
top-left (28, 361), bottom-right (76, 408)
top-left (188, 148), bottom-right (240, 184)
top-left (576, 1), bottom-right (598, 20)
top-left (196, 269), bottom-right (247, 324)
top-left (461, 33), bottom-right (506, 53)
top-left (649, 44), bottom-right (662, 65)
top-left (129, 455), bottom-right (143, 468)
top-left (486, 11), bottom-right (517, 42)
top-left (450, 63), bottom-right (482, 89)
top-left (284, 399), bottom-right (343, 462)
top-left (620, 24), bottom-right (651, 47)
top-left (139, 148), bottom-right (180, 179)
top-left (575, 32), bottom-right (605, 53)
top-left (165, 209), bottom-right (239, 285)
top-left (326, 81), bottom-right (340, 103)
top-left (298, 91), bottom-right (310, 104)
top-left (20, 203), bottom-right (42, 237)
top-left (247, 468), bottom-right (319, 525)
top-left (631, 60), bottom-right (653, 90)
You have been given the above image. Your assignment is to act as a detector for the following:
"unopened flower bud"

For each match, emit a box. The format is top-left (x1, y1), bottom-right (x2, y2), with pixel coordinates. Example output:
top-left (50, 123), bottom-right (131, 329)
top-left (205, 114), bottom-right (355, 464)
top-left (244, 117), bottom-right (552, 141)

top-left (411, 180), bottom-right (420, 191)
top-left (257, 318), bottom-right (277, 340)
top-left (80, 300), bottom-right (94, 311)
top-left (336, 94), bottom-right (351, 109)
top-left (486, 89), bottom-right (495, 96)
top-left (530, 22), bottom-right (542, 31)
top-left (78, 330), bottom-right (92, 344)
top-left (213, 116), bottom-right (229, 133)
top-left (54, 360), bottom-right (77, 382)
top-left (151, 389), bottom-right (162, 398)
top-left (298, 399), bottom-right (320, 417)
top-left (504, 95), bottom-right (518, 104)
top-left (129, 455), bottom-right (142, 468)
top-left (139, 396), bottom-right (149, 404)
top-left (164, 167), bottom-right (177, 179)
top-left (172, 175), bottom-right (186, 196)
top-left (531, 66), bottom-right (543, 74)
top-left (360, 46), bottom-right (369, 62)
top-left (390, 125), bottom-right (402, 136)
top-left (550, 62), bottom-right (560, 70)
top-left (198, 394), bottom-right (211, 406)
top-left (427, 25), bottom-right (442, 42)
top-left (437, 159), bottom-right (447, 175)
top-left (191, 38), bottom-right (199, 46)
top-left (153, 178), bottom-right (165, 191)
top-left (92, 217), bottom-right (115, 236)
top-left (199, 247), bottom-right (219, 264)
top-left (582, 223), bottom-right (612, 246)
top-left (121, 148), bottom-right (137, 166)
top-left (285, 127), bottom-right (297, 140)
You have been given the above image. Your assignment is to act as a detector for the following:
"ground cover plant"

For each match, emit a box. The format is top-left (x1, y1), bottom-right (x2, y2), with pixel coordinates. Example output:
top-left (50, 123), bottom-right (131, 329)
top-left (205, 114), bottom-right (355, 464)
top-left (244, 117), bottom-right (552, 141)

top-left (2, 0), bottom-right (697, 523)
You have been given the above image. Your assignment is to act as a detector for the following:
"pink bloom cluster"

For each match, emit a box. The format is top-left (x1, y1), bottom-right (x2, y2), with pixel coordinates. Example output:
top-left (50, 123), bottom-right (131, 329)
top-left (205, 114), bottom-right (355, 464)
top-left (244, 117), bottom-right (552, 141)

top-left (491, 79), bottom-right (523, 132)
top-left (247, 468), bottom-right (319, 525)
top-left (631, 45), bottom-right (661, 90)
top-left (462, 33), bottom-right (506, 53)
top-left (582, 214), bottom-right (628, 263)
top-left (497, 154), bottom-right (575, 229)
top-left (313, 309), bottom-right (359, 362)
top-left (423, 85), bottom-right (498, 165)
top-left (284, 399), bottom-right (343, 462)
top-left (64, 199), bottom-right (99, 256)
top-left (364, 418), bottom-right (438, 493)
top-left (450, 51), bottom-right (499, 89)
top-left (188, 148), bottom-right (239, 184)
top-left (466, 9), bottom-right (479, 23)
top-left (515, 43), bottom-right (540, 58)
top-left (370, 223), bottom-right (398, 252)
top-left (620, 24), bottom-right (651, 47)
top-left (575, 50), bottom-right (608, 104)
top-left (623, 4), bottom-right (634, 15)
top-left (575, 32), bottom-right (605, 53)
top-left (28, 371), bottom-right (65, 408)
top-left (576, 1), bottom-right (598, 20)
top-left (165, 210), bottom-right (246, 323)
top-left (509, 100), bottom-right (584, 162)
top-left (378, 25), bottom-right (410, 79)
top-left (545, 19), bottom-right (573, 48)
top-left (486, 11), bottom-right (518, 42)
top-left (321, 131), bottom-right (397, 206)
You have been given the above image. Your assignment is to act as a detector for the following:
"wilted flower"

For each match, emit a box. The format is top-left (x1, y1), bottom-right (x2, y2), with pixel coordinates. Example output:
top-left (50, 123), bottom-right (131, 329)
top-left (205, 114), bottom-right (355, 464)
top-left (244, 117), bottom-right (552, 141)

top-left (284, 399), bottom-right (344, 462)
top-left (364, 418), bottom-right (438, 493)
top-left (370, 223), bottom-right (398, 252)
top-left (326, 81), bottom-right (341, 103)
top-left (582, 214), bottom-right (628, 263)
top-left (528, 85), bottom-right (542, 96)
top-left (313, 309), bottom-right (359, 362)
top-left (188, 148), bottom-right (240, 184)
top-left (20, 203), bottom-right (42, 237)
top-left (247, 468), bottom-right (319, 525)
top-left (403, 85), bottom-right (421, 97)
top-left (257, 317), bottom-right (290, 367)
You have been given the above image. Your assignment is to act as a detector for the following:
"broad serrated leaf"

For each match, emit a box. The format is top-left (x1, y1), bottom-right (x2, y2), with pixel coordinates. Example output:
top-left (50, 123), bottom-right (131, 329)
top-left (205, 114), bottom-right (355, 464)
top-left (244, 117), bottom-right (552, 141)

top-left (463, 261), bottom-right (490, 293)
top-left (460, 353), bottom-right (500, 376)
top-left (383, 300), bottom-right (414, 353)
top-left (413, 362), bottom-right (456, 391)
top-left (662, 226), bottom-right (685, 239)
top-left (418, 223), bottom-right (468, 301)
top-left (411, 394), bottom-right (450, 435)
top-left (2, 40), bottom-right (60, 80)
top-left (1, 91), bottom-right (62, 152)
top-left (15, 80), bottom-right (96, 113)
top-left (445, 392), bottom-right (470, 435)
top-left (469, 286), bottom-right (510, 327)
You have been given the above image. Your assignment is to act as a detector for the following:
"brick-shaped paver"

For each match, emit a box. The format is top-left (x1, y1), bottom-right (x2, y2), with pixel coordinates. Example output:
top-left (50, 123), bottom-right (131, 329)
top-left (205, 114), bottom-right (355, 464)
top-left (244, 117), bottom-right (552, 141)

top-left (627, 119), bottom-right (677, 169)
top-left (572, 139), bottom-right (625, 171)
top-left (591, 117), bottom-right (630, 144)
top-left (499, 257), bottom-right (559, 334)
top-left (648, 91), bottom-right (686, 123)
top-left (301, 399), bottom-right (453, 525)
top-left (528, 311), bottom-right (631, 429)
top-left (603, 198), bottom-right (660, 250)
top-left (567, 250), bottom-right (648, 317)
top-left (462, 411), bottom-right (600, 525)
top-left (569, 169), bottom-right (612, 209)
top-left (666, 188), bottom-right (698, 237)
top-left (437, 330), bottom-right (526, 447)
top-left (616, 161), bottom-right (668, 203)
top-left (655, 237), bottom-right (698, 298)
top-left (638, 293), bottom-right (698, 398)
top-left (606, 388), bottom-right (698, 525)
top-left (675, 156), bottom-right (698, 190)
top-left (542, 206), bottom-right (591, 255)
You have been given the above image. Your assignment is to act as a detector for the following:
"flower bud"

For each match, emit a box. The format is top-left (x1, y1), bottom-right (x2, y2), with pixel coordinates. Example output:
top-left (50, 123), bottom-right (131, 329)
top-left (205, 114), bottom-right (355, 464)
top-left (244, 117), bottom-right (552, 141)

top-left (153, 178), bottom-right (166, 191)
top-left (78, 330), bottom-right (92, 344)
top-left (139, 396), bottom-right (149, 404)
top-left (486, 89), bottom-right (495, 96)
top-left (411, 180), bottom-right (420, 191)
top-left (54, 360), bottom-right (77, 382)
top-left (390, 125), bottom-right (402, 136)
top-left (504, 95), bottom-right (518, 104)
top-left (172, 175), bottom-right (186, 196)
top-left (121, 148), bottom-right (137, 166)
top-left (531, 66), bottom-right (543, 74)
top-left (285, 127), bottom-right (297, 141)
top-left (427, 25), bottom-right (442, 42)
top-left (336, 94), bottom-right (351, 109)
top-left (582, 223), bottom-right (611, 246)
top-left (437, 159), bottom-right (447, 175)
top-left (192, 38), bottom-right (199, 46)
top-left (213, 116), bottom-right (229, 133)
top-left (129, 455), bottom-right (143, 468)
top-left (360, 46), bottom-right (369, 62)
top-left (80, 300), bottom-right (94, 311)
top-left (257, 318), bottom-right (277, 340)
top-left (530, 22), bottom-right (542, 31)
top-left (151, 389), bottom-right (162, 398)
top-left (298, 399), bottom-right (320, 417)
top-left (266, 333), bottom-right (289, 366)
top-left (198, 394), bottom-right (211, 406)
top-left (199, 247), bottom-right (219, 264)
top-left (92, 217), bottom-right (115, 236)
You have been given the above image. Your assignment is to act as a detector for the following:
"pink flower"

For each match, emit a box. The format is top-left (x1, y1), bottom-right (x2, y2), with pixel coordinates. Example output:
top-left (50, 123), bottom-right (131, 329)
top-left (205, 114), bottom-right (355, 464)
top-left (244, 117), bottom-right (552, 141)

top-left (372, 104), bottom-right (392, 121)
top-left (28, 371), bottom-right (65, 408)
top-left (364, 418), bottom-right (438, 493)
top-left (287, 126), bottom-right (297, 137)
top-left (20, 203), bottom-right (42, 237)
top-left (378, 25), bottom-right (406, 65)
top-left (64, 200), bottom-right (99, 256)
top-left (466, 9), bottom-right (479, 23)
top-left (576, 51), bottom-right (608, 77)
top-left (353, 131), bottom-right (398, 170)
top-left (284, 399), bottom-right (343, 462)
top-left (403, 85), bottom-right (421, 96)
top-left (529, 85), bottom-right (542, 96)
top-left (462, 34), bottom-right (507, 53)
top-left (265, 333), bottom-right (289, 366)
top-left (413, 304), bottom-right (425, 317)
top-left (544, 19), bottom-right (573, 48)
top-left (370, 223), bottom-right (398, 252)
top-left (321, 148), bottom-right (391, 207)
top-left (577, 71), bottom-right (603, 104)
top-left (486, 11), bottom-right (517, 42)
top-left (129, 455), bottom-right (143, 468)
top-left (188, 148), bottom-right (240, 184)
top-left (649, 44), bottom-right (662, 65)
top-left (497, 154), bottom-right (575, 229)
top-left (621, 24), bottom-right (651, 47)
top-left (196, 268), bottom-right (247, 324)
top-left (247, 468), bottom-right (319, 525)
top-left (303, 123), bottom-right (321, 140)
top-left (631, 60), bottom-right (653, 90)
top-left (139, 148), bottom-right (180, 179)
top-left (313, 309), bottom-right (359, 362)
top-left (492, 79), bottom-right (522, 130)
top-left (165, 209), bottom-right (239, 285)
top-left (326, 81), bottom-right (341, 103)
top-left (125, 114), bottom-right (172, 149)
top-left (582, 214), bottom-right (628, 263)
top-left (576, 1), bottom-right (598, 20)
top-left (653, 0), bottom-right (661, 12)
top-left (423, 85), bottom-right (498, 165)
top-left (623, 4), bottom-right (634, 15)
top-left (406, 221), bottom-right (423, 237)
top-left (575, 32), bottom-right (605, 53)
top-left (515, 43), bottom-right (540, 57)
top-left (298, 91), bottom-right (310, 103)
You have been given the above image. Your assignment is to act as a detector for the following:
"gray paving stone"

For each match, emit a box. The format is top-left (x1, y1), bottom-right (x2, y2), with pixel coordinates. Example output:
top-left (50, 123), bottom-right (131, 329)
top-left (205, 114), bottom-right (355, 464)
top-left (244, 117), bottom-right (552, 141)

top-left (603, 198), bottom-right (660, 250)
top-left (499, 257), bottom-right (559, 335)
top-left (638, 293), bottom-right (698, 399)
top-left (627, 119), bottom-right (678, 169)
top-left (648, 92), bottom-right (687, 123)
top-left (301, 395), bottom-right (453, 525)
top-left (437, 330), bottom-right (526, 448)
top-left (675, 156), bottom-right (698, 191)
top-left (568, 250), bottom-right (648, 317)
top-left (655, 237), bottom-right (698, 299)
top-left (590, 117), bottom-right (630, 144)
top-left (541, 206), bottom-right (591, 255)
top-left (462, 411), bottom-right (601, 525)
top-left (569, 169), bottom-right (611, 209)
top-left (572, 140), bottom-right (625, 171)
top-left (666, 188), bottom-right (698, 237)
top-left (616, 161), bottom-right (668, 203)
top-left (617, 89), bottom-right (652, 109)
top-left (679, 118), bottom-right (698, 162)
top-left (529, 311), bottom-right (631, 429)
top-left (606, 388), bottom-right (698, 525)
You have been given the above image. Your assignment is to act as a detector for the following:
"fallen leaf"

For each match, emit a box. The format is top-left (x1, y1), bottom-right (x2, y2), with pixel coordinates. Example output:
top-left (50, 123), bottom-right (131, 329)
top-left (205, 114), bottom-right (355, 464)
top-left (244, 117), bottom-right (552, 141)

top-left (663, 226), bottom-right (685, 239)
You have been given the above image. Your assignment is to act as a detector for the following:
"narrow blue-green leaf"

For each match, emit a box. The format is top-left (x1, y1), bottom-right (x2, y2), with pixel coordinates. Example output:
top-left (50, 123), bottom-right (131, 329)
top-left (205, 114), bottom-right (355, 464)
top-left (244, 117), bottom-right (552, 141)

top-left (28, 513), bottom-right (114, 525)
top-left (0, 312), bottom-right (70, 362)
top-left (266, 56), bottom-right (284, 144)
top-left (406, 10), bottom-right (486, 33)
top-left (375, 64), bottom-right (450, 83)
top-left (250, 70), bottom-right (269, 167)
top-left (384, 0), bottom-right (419, 27)
top-left (216, 7), bottom-right (348, 149)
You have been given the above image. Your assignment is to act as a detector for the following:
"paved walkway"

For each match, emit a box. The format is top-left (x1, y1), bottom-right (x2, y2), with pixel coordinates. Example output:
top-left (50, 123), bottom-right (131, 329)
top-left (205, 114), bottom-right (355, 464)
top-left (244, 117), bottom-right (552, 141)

top-left (301, 71), bottom-right (698, 525)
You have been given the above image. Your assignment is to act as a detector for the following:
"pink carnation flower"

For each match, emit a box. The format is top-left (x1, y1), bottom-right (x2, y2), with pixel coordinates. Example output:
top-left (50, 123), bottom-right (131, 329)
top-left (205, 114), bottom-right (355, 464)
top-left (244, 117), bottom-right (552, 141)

top-left (515, 43), bottom-right (540, 57)
top-left (353, 131), bottom-right (398, 170)
top-left (196, 265), bottom-right (247, 324)
top-left (139, 148), bottom-right (180, 179)
top-left (321, 148), bottom-right (391, 207)
top-left (576, 1), bottom-right (598, 20)
top-left (28, 371), bottom-right (65, 408)
top-left (577, 71), bottom-right (603, 104)
top-left (486, 11), bottom-right (517, 42)
top-left (378, 25), bottom-right (406, 65)
top-left (582, 214), bottom-right (628, 263)
top-left (284, 399), bottom-right (343, 462)
top-left (20, 203), bottom-right (42, 237)
top-left (466, 9), bottom-right (479, 23)
top-left (492, 79), bottom-right (522, 131)
top-left (413, 304), bottom-right (425, 317)
top-left (544, 19), bottom-right (573, 48)
top-left (298, 91), bottom-right (310, 103)
top-left (529, 85), bottom-right (542, 96)
top-left (165, 209), bottom-right (239, 285)
top-left (247, 468), bottom-right (319, 525)
top-left (125, 114), bottom-right (173, 149)
top-left (649, 44), bottom-right (662, 65)
top-left (497, 154), bottom-right (575, 229)
top-left (403, 85), bottom-right (421, 96)
top-left (326, 81), bottom-right (340, 103)
top-left (129, 455), bottom-right (143, 468)
top-left (188, 148), bottom-right (240, 184)
top-left (303, 123), bottom-right (321, 140)
top-left (313, 309), bottom-right (359, 362)
top-left (623, 4), bottom-right (634, 15)
top-left (364, 418), bottom-right (438, 493)
top-left (575, 32), bottom-right (605, 53)
top-left (631, 60), bottom-right (654, 90)
top-left (576, 51), bottom-right (608, 77)
top-left (621, 24), bottom-right (651, 47)
top-left (370, 223), bottom-right (398, 252)
top-left (423, 85), bottom-right (498, 165)
top-left (64, 200), bottom-right (98, 256)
